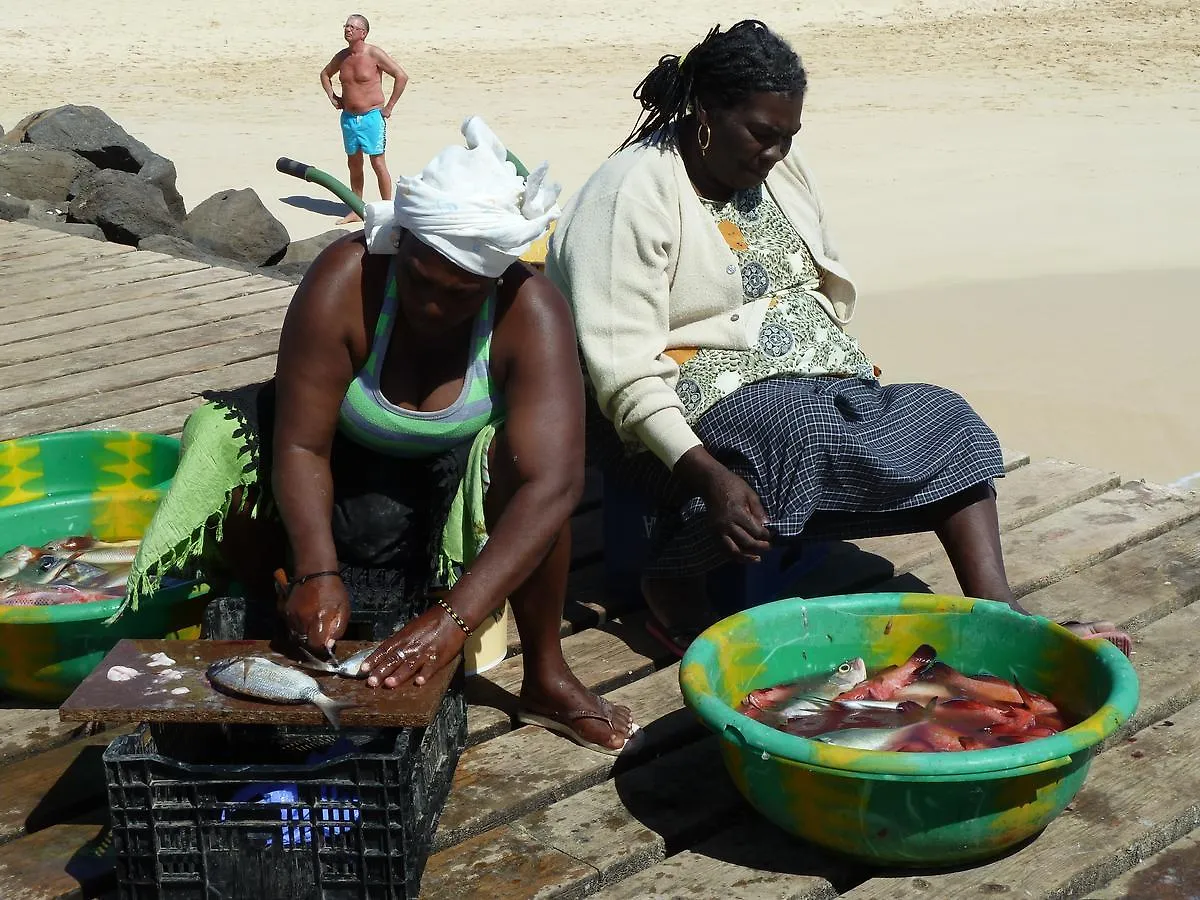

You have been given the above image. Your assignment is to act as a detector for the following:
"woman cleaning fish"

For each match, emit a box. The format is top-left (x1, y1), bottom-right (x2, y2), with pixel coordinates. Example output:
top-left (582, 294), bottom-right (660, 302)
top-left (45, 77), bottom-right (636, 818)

top-left (738, 643), bottom-right (1073, 751)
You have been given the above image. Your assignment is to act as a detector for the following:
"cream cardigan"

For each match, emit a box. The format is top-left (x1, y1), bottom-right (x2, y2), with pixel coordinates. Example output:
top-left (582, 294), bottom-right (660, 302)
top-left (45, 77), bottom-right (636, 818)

top-left (546, 139), bottom-right (858, 469)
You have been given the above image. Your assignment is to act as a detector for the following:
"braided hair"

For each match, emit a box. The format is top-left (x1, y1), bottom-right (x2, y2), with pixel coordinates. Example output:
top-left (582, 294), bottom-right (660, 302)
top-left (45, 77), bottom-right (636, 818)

top-left (617, 20), bottom-right (806, 153)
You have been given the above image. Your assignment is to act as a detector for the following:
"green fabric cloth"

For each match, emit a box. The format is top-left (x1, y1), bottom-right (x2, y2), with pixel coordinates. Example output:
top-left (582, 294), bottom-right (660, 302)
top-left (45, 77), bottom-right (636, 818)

top-left (113, 404), bottom-right (496, 624)
top-left (111, 403), bottom-right (260, 623)
top-left (436, 422), bottom-right (495, 590)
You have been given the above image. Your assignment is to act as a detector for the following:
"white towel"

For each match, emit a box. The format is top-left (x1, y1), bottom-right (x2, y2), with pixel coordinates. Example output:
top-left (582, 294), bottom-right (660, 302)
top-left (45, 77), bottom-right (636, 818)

top-left (363, 116), bottom-right (561, 277)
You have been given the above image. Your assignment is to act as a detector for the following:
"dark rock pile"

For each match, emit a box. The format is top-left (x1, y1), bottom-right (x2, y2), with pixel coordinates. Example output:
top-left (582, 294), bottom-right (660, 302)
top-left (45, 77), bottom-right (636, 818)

top-left (0, 105), bottom-right (345, 283)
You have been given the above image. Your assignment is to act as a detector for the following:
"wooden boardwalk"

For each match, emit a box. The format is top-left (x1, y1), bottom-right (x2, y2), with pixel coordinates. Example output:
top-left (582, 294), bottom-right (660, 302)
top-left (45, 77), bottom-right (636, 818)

top-left (1, 219), bottom-right (1198, 898)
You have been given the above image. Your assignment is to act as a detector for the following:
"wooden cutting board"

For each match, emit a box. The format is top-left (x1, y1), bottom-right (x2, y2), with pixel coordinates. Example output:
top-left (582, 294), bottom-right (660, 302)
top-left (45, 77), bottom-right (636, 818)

top-left (59, 639), bottom-right (459, 728)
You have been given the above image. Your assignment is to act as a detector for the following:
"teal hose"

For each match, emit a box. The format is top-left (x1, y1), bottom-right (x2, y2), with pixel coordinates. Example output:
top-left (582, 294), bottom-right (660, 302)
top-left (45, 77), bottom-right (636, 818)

top-left (276, 150), bottom-right (532, 217)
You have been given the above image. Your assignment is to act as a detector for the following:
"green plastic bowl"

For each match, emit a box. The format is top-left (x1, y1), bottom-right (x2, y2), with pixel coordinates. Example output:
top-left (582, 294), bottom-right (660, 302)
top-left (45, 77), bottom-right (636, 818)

top-left (0, 432), bottom-right (206, 703)
top-left (679, 593), bottom-right (1139, 866)
top-left (0, 430), bottom-right (181, 507)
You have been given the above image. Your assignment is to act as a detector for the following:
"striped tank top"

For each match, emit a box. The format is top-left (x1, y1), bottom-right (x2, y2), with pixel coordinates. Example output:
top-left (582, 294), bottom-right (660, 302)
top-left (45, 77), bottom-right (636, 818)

top-left (338, 262), bottom-right (505, 458)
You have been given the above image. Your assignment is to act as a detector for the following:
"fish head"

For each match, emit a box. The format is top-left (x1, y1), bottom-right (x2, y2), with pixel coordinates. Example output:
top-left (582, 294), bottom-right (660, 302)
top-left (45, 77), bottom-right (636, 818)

top-left (338, 647), bottom-right (375, 678)
top-left (0, 545), bottom-right (41, 578)
top-left (42, 536), bottom-right (94, 554)
top-left (205, 657), bottom-right (245, 680)
top-left (820, 657), bottom-right (868, 698)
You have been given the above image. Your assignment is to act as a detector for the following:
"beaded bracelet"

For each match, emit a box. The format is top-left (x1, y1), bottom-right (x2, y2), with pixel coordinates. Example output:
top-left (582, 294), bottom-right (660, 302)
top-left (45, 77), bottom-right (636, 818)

top-left (435, 595), bottom-right (472, 636)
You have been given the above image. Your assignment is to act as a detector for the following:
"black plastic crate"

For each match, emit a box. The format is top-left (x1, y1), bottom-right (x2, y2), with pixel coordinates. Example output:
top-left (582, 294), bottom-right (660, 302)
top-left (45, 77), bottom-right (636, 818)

top-left (104, 679), bottom-right (466, 899)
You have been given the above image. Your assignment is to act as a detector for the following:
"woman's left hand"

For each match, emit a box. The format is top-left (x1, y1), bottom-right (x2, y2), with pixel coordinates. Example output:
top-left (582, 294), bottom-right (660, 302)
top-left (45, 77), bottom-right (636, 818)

top-left (360, 604), bottom-right (469, 689)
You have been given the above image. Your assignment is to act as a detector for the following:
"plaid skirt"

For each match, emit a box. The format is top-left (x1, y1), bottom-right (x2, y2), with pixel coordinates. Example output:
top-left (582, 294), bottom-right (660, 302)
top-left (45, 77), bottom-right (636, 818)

top-left (590, 375), bottom-right (1004, 578)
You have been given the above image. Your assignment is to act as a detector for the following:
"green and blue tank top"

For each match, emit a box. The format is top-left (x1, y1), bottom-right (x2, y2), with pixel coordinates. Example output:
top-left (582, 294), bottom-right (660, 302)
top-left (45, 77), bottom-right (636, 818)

top-left (338, 261), bottom-right (505, 457)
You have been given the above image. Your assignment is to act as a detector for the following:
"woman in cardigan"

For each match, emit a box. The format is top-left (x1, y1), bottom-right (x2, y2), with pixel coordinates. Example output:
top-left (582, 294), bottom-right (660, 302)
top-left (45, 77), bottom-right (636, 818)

top-left (547, 21), bottom-right (1131, 657)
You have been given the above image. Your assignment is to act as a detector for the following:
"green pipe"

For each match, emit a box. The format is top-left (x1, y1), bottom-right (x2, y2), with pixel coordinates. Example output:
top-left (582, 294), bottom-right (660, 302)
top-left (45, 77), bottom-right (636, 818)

top-left (275, 150), bottom-right (532, 217)
top-left (276, 157), bottom-right (365, 216)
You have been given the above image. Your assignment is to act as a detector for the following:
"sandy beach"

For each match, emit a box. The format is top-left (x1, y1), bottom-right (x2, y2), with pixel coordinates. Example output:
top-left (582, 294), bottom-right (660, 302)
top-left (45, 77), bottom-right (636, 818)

top-left (3, 0), bottom-right (1197, 484)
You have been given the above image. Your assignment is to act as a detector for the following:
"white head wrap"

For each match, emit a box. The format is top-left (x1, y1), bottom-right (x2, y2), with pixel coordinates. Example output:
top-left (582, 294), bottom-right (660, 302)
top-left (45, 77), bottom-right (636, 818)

top-left (363, 115), bottom-right (562, 278)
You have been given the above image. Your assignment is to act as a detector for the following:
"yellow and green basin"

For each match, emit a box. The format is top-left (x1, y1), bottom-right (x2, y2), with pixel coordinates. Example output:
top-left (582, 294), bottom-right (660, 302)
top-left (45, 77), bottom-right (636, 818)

top-left (0, 431), bottom-right (207, 703)
top-left (679, 592), bottom-right (1139, 866)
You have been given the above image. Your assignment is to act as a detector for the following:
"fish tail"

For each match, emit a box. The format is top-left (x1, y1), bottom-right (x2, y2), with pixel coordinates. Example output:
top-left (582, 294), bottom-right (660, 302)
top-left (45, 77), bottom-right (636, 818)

top-left (910, 644), bottom-right (938, 671)
top-left (313, 695), bottom-right (355, 729)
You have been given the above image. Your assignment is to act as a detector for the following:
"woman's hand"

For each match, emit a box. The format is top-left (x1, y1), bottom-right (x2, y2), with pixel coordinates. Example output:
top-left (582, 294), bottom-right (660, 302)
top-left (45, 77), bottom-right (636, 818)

top-left (284, 577), bottom-right (350, 653)
top-left (674, 446), bottom-right (772, 563)
top-left (360, 602), bottom-right (470, 689)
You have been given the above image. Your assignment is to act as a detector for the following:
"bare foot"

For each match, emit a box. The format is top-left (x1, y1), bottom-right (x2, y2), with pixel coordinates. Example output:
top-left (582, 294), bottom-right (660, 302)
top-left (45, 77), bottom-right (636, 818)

top-left (336, 212), bottom-right (362, 225)
top-left (1061, 620), bottom-right (1133, 657)
top-left (519, 674), bottom-right (637, 753)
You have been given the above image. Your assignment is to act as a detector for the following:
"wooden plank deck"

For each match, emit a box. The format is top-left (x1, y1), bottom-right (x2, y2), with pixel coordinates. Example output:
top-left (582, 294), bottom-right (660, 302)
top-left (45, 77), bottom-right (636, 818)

top-left (1, 219), bottom-right (1198, 898)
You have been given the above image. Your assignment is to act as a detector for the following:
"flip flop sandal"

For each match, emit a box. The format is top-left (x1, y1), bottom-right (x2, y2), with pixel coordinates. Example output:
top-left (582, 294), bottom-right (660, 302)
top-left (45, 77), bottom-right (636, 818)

top-left (645, 616), bottom-right (699, 660)
top-left (516, 697), bottom-right (644, 757)
top-left (1059, 620), bottom-right (1133, 657)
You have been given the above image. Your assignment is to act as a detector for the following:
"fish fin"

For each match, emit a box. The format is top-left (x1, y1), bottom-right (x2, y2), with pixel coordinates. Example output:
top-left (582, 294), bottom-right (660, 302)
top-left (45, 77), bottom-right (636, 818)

top-left (313, 695), bottom-right (355, 729)
top-left (1013, 677), bottom-right (1036, 711)
top-left (294, 644), bottom-right (339, 674)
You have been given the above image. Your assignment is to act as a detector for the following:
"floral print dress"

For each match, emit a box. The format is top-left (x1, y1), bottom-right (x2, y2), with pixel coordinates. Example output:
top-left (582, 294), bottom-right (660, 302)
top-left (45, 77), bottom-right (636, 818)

top-left (671, 184), bottom-right (878, 424)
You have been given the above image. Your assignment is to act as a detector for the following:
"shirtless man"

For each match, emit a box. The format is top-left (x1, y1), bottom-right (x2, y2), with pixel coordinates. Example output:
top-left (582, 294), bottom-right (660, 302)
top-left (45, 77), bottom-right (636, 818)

top-left (320, 14), bottom-right (409, 224)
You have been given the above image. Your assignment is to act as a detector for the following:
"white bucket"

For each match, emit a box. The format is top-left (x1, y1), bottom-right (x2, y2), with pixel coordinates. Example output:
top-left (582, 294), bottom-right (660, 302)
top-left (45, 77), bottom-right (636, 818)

top-left (463, 600), bottom-right (510, 676)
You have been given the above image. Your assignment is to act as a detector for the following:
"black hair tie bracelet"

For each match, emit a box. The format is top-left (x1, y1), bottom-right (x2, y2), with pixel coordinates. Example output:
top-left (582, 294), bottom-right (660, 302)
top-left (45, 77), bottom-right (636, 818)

top-left (289, 570), bottom-right (343, 587)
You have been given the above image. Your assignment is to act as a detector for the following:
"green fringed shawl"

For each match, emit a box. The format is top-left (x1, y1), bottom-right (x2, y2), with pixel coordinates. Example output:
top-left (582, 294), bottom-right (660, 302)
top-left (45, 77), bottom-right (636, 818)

top-left (113, 403), bottom-right (495, 624)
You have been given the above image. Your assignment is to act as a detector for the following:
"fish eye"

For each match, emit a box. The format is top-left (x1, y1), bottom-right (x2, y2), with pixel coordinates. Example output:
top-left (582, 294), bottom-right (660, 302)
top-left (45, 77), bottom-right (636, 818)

top-left (838, 662), bottom-right (851, 673)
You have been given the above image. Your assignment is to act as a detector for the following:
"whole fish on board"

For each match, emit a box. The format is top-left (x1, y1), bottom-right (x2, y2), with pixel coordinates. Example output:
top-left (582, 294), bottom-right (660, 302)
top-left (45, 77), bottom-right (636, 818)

top-left (206, 656), bottom-right (354, 727)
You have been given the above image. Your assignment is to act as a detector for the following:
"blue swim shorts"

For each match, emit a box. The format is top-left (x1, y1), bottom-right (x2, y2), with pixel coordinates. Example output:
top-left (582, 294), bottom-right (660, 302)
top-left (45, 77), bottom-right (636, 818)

top-left (340, 108), bottom-right (386, 156)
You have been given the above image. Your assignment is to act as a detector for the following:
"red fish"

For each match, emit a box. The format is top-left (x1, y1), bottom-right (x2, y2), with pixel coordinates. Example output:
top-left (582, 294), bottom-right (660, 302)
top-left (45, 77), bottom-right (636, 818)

top-left (0, 585), bottom-right (120, 606)
top-left (833, 645), bottom-right (937, 702)
top-left (924, 662), bottom-right (1023, 706)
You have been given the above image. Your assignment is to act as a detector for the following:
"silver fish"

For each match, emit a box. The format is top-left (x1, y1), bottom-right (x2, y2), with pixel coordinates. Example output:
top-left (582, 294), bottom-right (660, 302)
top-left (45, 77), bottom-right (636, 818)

top-left (42, 536), bottom-right (140, 555)
top-left (206, 656), bottom-right (353, 727)
top-left (73, 547), bottom-right (138, 567)
top-left (15, 553), bottom-right (77, 586)
top-left (0, 545), bottom-right (41, 579)
top-left (745, 658), bottom-right (869, 718)
top-left (813, 723), bottom-right (922, 750)
top-left (295, 644), bottom-right (374, 679)
top-left (52, 559), bottom-right (115, 589)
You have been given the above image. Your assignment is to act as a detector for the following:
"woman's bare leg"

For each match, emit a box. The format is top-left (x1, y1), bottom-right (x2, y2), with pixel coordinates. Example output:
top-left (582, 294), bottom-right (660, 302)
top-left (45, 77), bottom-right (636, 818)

top-left (486, 430), bottom-right (635, 750)
top-left (933, 483), bottom-right (1131, 655)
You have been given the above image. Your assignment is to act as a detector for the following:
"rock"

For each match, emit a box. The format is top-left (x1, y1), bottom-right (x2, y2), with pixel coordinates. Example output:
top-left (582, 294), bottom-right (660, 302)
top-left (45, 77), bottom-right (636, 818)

top-left (277, 226), bottom-right (343, 270)
top-left (0, 193), bottom-right (31, 222)
top-left (26, 104), bottom-right (149, 172)
top-left (68, 169), bottom-right (179, 245)
top-left (137, 153), bottom-right (186, 220)
top-left (25, 198), bottom-right (68, 222)
top-left (0, 145), bottom-right (98, 204)
top-left (137, 234), bottom-right (250, 271)
top-left (255, 265), bottom-right (304, 285)
top-left (182, 189), bottom-right (290, 267)
top-left (20, 219), bottom-right (106, 241)
top-left (0, 123), bottom-right (4, 140)
top-left (20, 105), bottom-right (185, 220)
top-left (2, 111), bottom-right (45, 145)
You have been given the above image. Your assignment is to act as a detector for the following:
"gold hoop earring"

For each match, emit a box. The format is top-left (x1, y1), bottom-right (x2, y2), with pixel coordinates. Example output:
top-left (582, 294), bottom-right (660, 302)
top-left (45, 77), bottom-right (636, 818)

top-left (698, 122), bottom-right (711, 154)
